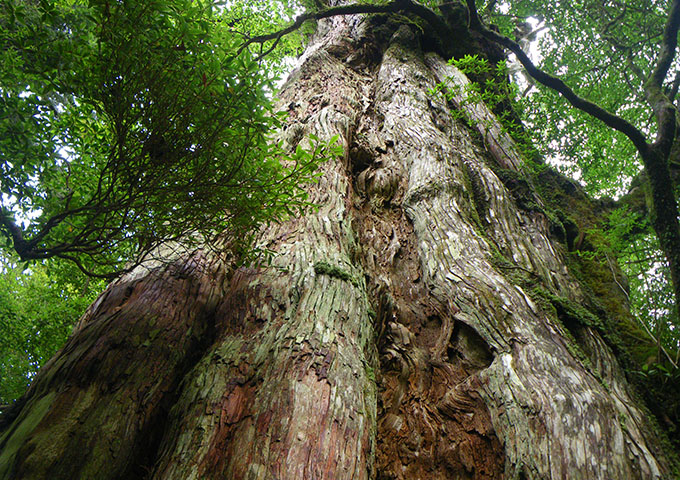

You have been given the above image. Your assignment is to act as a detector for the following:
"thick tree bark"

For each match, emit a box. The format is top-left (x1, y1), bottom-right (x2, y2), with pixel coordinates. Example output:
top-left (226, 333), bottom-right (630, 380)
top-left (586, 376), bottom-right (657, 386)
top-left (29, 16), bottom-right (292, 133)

top-left (1, 11), bottom-right (676, 480)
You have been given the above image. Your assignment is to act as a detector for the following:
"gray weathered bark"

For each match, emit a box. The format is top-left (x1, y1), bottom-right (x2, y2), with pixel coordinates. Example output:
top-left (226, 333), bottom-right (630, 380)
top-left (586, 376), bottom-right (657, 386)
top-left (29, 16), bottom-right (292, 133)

top-left (0, 10), bottom-right (675, 480)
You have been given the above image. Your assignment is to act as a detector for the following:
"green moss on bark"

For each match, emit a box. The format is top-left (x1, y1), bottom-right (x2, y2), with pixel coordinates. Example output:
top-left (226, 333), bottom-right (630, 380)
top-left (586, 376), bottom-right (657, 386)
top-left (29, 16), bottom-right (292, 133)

top-left (314, 261), bottom-right (360, 287)
top-left (0, 393), bottom-right (56, 479)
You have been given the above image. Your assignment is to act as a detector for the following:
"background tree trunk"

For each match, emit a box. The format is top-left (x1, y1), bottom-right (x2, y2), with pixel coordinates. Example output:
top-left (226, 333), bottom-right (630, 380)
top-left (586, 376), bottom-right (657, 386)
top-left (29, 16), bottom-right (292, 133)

top-left (0, 11), bottom-right (676, 480)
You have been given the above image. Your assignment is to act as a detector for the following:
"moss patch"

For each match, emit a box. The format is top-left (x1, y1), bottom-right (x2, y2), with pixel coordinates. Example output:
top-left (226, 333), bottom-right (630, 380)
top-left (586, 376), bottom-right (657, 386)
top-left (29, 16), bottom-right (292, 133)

top-left (0, 392), bottom-right (56, 479)
top-left (534, 288), bottom-right (602, 330)
top-left (314, 261), bottom-right (360, 287)
top-left (486, 160), bottom-right (679, 466)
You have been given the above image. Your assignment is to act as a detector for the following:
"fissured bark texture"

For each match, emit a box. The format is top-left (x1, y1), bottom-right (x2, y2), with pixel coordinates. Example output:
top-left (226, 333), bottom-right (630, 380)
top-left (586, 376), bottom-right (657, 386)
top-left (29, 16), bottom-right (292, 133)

top-left (0, 11), bottom-right (673, 480)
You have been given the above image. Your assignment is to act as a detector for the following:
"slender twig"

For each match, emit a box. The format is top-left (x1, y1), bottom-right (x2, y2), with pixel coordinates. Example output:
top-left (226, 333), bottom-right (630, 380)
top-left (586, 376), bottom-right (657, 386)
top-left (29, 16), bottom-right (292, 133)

top-left (605, 253), bottom-right (630, 300)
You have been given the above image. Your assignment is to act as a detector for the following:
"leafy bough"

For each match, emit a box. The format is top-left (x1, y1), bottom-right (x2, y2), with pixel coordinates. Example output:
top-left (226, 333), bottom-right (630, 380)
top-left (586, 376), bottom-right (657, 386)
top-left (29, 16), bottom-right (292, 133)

top-left (0, 0), bottom-right (336, 277)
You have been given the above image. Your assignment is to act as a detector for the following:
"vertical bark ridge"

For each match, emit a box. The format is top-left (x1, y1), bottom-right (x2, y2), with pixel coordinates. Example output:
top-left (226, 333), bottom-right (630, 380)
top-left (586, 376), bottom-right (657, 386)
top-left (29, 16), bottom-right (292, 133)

top-left (351, 25), bottom-right (506, 479)
top-left (369, 25), bottom-right (664, 479)
top-left (148, 17), bottom-right (378, 480)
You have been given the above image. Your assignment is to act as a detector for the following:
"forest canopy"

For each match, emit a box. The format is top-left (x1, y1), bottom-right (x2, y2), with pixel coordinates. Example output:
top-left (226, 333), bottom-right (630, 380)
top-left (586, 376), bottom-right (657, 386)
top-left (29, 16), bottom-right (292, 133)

top-left (0, 0), bottom-right (316, 404)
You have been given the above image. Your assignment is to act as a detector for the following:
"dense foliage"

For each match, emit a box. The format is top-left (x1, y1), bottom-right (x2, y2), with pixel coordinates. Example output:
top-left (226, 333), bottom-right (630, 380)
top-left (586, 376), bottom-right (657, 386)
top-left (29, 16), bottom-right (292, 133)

top-left (0, 0), bottom-right (321, 277)
top-left (482, 0), bottom-right (667, 195)
top-left (0, 261), bottom-right (104, 405)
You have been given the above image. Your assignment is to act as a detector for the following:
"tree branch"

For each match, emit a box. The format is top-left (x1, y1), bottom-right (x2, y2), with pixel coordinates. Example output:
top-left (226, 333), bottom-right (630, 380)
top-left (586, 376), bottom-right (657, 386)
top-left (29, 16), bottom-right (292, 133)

top-left (0, 209), bottom-right (28, 258)
top-left (645, 0), bottom-right (680, 154)
top-left (464, 0), bottom-right (650, 155)
top-left (236, 0), bottom-right (454, 57)
top-left (465, 0), bottom-right (481, 29)
top-left (649, 0), bottom-right (680, 90)
top-left (55, 253), bottom-right (122, 279)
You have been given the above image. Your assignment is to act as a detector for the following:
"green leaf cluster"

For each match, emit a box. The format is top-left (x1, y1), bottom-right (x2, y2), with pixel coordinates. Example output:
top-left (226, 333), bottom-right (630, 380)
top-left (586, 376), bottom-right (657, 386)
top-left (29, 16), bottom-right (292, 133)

top-left (432, 54), bottom-right (541, 164)
top-left (0, 260), bottom-right (104, 404)
top-left (604, 207), bottom-right (679, 360)
top-left (0, 0), bottom-right (323, 277)
top-left (482, 0), bottom-right (668, 196)
top-left (220, 0), bottom-right (310, 74)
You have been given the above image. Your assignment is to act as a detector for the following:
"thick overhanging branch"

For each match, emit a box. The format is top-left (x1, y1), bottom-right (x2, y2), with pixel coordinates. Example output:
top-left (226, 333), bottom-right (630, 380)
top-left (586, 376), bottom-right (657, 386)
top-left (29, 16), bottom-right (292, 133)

top-left (236, 0), bottom-right (455, 58)
top-left (464, 0), bottom-right (650, 155)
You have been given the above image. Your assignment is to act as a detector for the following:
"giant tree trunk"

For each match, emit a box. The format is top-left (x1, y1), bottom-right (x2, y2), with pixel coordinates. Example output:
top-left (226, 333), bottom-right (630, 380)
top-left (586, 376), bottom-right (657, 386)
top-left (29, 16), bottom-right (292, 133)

top-left (0, 10), bottom-right (675, 480)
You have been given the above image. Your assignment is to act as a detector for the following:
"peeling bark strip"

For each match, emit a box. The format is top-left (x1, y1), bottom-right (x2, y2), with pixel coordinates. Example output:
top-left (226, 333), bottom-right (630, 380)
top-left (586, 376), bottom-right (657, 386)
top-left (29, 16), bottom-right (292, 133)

top-left (0, 8), bottom-right (675, 480)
